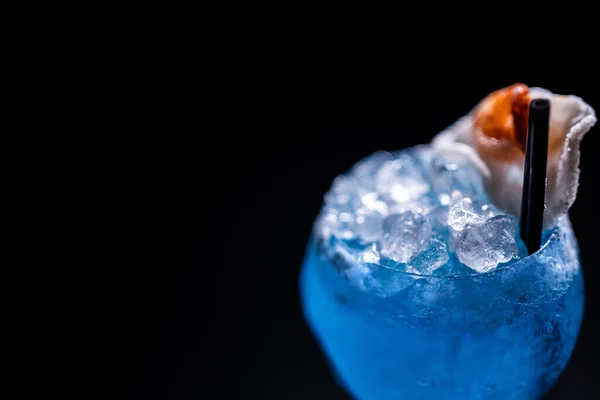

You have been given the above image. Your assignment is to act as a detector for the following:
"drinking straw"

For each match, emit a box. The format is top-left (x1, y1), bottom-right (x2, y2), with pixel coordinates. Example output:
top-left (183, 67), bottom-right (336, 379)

top-left (520, 98), bottom-right (550, 255)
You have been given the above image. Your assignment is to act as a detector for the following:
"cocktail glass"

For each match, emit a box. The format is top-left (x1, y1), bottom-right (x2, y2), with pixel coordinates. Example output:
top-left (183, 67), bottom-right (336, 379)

top-left (301, 216), bottom-right (583, 399)
top-left (299, 146), bottom-right (584, 400)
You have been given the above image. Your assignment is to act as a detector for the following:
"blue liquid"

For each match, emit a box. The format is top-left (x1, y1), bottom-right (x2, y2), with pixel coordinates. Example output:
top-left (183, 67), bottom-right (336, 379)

top-left (300, 218), bottom-right (584, 400)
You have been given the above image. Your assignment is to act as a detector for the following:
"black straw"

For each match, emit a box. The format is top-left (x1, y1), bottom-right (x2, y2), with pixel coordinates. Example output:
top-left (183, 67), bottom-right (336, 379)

top-left (520, 98), bottom-right (550, 255)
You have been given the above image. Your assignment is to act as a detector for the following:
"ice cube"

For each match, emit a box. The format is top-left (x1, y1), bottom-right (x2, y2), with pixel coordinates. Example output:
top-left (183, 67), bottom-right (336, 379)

top-left (324, 175), bottom-right (359, 206)
top-left (354, 207), bottom-right (385, 243)
top-left (456, 215), bottom-right (520, 273)
top-left (448, 197), bottom-right (485, 232)
top-left (439, 193), bottom-right (451, 206)
top-left (388, 194), bottom-right (436, 217)
top-left (427, 206), bottom-right (449, 230)
top-left (423, 206), bottom-right (452, 246)
top-left (315, 206), bottom-right (355, 240)
top-left (427, 155), bottom-right (485, 198)
top-left (358, 243), bottom-right (381, 264)
top-left (351, 151), bottom-right (393, 190)
top-left (481, 204), bottom-right (498, 220)
top-left (376, 156), bottom-right (429, 204)
top-left (360, 192), bottom-right (389, 215)
top-left (380, 211), bottom-right (432, 263)
top-left (407, 238), bottom-right (449, 275)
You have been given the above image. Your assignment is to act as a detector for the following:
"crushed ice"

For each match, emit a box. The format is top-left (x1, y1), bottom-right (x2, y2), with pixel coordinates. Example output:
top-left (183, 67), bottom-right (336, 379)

top-left (315, 147), bottom-right (527, 278)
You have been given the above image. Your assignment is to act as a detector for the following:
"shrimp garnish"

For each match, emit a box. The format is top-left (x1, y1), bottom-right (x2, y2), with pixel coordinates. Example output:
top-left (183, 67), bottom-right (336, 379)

top-left (473, 83), bottom-right (531, 160)
top-left (473, 83), bottom-right (566, 161)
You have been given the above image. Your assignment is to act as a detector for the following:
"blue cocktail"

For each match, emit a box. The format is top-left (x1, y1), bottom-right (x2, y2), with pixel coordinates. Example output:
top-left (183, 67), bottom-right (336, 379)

top-left (300, 84), bottom-right (596, 399)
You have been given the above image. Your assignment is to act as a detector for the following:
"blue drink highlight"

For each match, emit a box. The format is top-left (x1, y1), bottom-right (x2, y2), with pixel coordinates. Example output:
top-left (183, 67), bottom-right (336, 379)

top-left (300, 147), bottom-right (584, 400)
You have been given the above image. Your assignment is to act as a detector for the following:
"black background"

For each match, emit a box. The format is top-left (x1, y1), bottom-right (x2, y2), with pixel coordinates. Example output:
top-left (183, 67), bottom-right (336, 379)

top-left (123, 65), bottom-right (600, 399)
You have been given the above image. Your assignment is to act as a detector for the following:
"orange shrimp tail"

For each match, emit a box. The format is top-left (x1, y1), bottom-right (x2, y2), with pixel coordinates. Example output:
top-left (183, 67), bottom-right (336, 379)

top-left (473, 83), bottom-right (532, 160)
